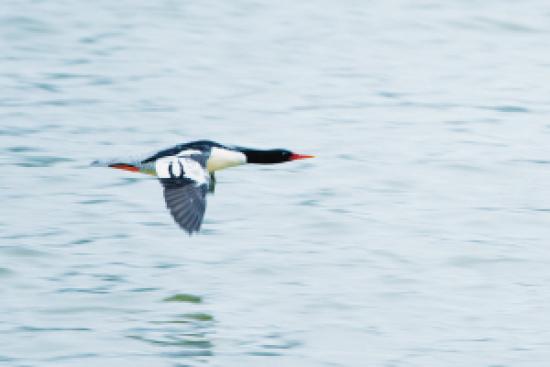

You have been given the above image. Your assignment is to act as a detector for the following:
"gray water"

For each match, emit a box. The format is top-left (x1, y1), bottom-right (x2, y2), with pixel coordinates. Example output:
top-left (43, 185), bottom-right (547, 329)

top-left (2, 1), bottom-right (550, 366)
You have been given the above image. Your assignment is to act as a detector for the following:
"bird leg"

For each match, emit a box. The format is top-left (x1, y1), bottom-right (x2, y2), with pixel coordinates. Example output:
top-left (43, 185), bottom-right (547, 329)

top-left (209, 173), bottom-right (216, 194)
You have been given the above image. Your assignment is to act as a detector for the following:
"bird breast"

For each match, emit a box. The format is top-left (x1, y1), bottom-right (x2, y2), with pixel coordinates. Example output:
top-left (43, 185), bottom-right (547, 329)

top-left (206, 147), bottom-right (246, 172)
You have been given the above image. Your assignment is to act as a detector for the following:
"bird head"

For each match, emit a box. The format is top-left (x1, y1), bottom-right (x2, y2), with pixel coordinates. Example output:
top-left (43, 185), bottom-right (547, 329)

top-left (240, 148), bottom-right (315, 164)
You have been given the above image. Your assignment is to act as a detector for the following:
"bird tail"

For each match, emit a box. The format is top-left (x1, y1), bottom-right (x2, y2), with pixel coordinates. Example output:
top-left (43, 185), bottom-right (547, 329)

top-left (91, 157), bottom-right (141, 173)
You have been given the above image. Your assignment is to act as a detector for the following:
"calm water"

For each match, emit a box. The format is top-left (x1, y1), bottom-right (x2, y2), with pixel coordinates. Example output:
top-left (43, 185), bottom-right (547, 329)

top-left (2, 1), bottom-right (550, 366)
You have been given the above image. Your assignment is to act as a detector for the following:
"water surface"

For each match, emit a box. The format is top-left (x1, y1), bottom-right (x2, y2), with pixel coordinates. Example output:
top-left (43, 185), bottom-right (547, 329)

top-left (2, 1), bottom-right (550, 366)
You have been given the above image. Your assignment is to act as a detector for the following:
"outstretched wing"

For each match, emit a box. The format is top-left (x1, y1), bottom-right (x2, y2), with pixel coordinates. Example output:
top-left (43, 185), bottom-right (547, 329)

top-left (162, 183), bottom-right (208, 234)
top-left (155, 153), bottom-right (210, 234)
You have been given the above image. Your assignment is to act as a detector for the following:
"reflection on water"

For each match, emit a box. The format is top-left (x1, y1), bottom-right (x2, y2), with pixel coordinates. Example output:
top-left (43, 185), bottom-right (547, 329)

top-left (2, 0), bottom-right (550, 366)
top-left (129, 306), bottom-right (215, 358)
top-left (163, 294), bottom-right (203, 304)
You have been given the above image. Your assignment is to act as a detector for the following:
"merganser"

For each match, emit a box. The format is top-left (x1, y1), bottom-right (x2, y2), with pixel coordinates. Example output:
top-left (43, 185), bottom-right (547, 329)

top-left (93, 140), bottom-right (314, 234)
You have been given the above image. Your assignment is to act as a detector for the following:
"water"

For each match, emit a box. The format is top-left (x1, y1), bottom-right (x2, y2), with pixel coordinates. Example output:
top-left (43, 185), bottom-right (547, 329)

top-left (2, 1), bottom-right (550, 366)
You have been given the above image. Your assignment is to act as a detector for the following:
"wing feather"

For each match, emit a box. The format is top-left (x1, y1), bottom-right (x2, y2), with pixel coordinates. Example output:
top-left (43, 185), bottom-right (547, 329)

top-left (162, 183), bottom-right (208, 234)
top-left (155, 154), bottom-right (210, 234)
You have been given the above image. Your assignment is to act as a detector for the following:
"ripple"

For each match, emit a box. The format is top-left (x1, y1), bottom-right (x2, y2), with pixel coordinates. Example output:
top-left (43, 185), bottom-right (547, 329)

top-left (0, 16), bottom-right (53, 34)
top-left (531, 208), bottom-right (550, 212)
top-left (79, 32), bottom-right (121, 45)
top-left (37, 98), bottom-right (101, 107)
top-left (475, 16), bottom-right (540, 33)
top-left (70, 238), bottom-right (94, 245)
top-left (0, 245), bottom-right (50, 258)
top-left (78, 199), bottom-right (110, 205)
top-left (522, 159), bottom-right (550, 165)
top-left (298, 199), bottom-right (320, 207)
top-left (0, 267), bottom-right (14, 277)
top-left (18, 326), bottom-right (92, 332)
top-left (46, 72), bottom-right (94, 80)
top-left (57, 287), bottom-right (111, 294)
top-left (482, 105), bottom-right (530, 113)
top-left (129, 287), bottom-right (160, 293)
top-left (0, 356), bottom-right (15, 363)
top-left (449, 256), bottom-right (525, 267)
top-left (32, 82), bottom-right (59, 92)
top-left (46, 353), bottom-right (99, 362)
top-left (0, 126), bottom-right (38, 136)
top-left (16, 155), bottom-right (72, 167)
top-left (247, 351), bottom-right (281, 356)
top-left (6, 146), bottom-right (40, 153)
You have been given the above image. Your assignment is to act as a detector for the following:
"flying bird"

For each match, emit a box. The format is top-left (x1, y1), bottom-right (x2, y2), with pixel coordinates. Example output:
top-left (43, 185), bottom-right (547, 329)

top-left (93, 140), bottom-right (314, 234)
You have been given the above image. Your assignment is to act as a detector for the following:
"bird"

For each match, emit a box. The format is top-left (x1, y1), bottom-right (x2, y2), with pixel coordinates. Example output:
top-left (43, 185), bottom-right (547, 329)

top-left (92, 140), bottom-right (314, 234)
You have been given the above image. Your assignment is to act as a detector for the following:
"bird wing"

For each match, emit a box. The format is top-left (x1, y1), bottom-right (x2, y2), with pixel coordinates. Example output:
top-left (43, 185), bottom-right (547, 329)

top-left (142, 140), bottom-right (223, 164)
top-left (155, 153), bottom-right (210, 234)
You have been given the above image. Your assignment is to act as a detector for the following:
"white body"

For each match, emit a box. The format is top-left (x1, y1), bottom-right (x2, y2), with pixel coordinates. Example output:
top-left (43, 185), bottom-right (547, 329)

top-left (153, 147), bottom-right (246, 183)
top-left (155, 155), bottom-right (209, 184)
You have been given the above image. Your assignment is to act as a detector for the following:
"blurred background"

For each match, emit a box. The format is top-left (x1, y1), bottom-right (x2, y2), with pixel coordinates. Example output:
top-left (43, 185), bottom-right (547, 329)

top-left (2, 1), bottom-right (550, 366)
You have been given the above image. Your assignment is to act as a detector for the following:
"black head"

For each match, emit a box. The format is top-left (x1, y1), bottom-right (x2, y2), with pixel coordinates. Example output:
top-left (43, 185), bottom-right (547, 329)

top-left (238, 148), bottom-right (315, 164)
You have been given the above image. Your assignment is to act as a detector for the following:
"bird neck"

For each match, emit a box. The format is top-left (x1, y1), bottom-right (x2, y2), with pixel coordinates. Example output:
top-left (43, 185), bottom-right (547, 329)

top-left (239, 149), bottom-right (286, 164)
